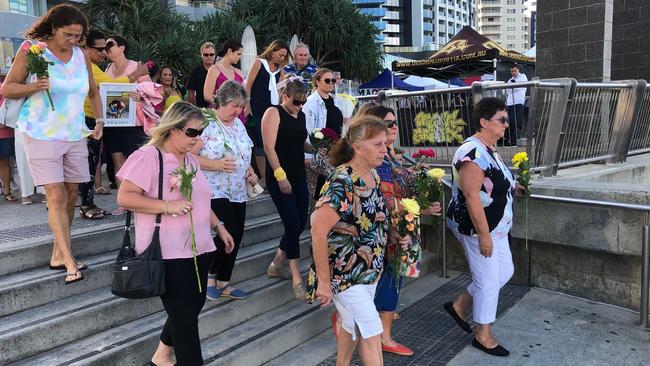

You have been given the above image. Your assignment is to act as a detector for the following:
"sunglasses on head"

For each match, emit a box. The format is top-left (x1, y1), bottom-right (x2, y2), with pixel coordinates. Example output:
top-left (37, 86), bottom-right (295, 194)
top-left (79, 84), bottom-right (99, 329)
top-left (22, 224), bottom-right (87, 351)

top-left (384, 120), bottom-right (397, 128)
top-left (178, 127), bottom-right (204, 138)
top-left (202, 53), bottom-right (215, 57)
top-left (321, 78), bottom-right (336, 85)
top-left (489, 116), bottom-right (509, 125)
top-left (292, 98), bottom-right (307, 107)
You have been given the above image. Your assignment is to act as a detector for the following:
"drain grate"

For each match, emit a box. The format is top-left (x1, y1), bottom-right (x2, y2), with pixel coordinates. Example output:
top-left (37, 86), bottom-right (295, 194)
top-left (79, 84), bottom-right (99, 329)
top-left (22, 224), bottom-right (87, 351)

top-left (0, 215), bottom-right (124, 244)
top-left (319, 273), bottom-right (530, 366)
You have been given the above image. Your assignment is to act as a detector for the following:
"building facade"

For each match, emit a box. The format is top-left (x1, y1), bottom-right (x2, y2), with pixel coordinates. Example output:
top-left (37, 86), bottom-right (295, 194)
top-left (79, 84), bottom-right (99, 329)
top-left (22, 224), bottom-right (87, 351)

top-left (353, 0), bottom-right (477, 51)
top-left (477, 0), bottom-right (530, 52)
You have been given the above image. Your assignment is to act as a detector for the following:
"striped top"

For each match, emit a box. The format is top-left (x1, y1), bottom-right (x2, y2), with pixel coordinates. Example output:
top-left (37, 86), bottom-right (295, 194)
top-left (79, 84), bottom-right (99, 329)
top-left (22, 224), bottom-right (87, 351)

top-left (17, 44), bottom-right (90, 141)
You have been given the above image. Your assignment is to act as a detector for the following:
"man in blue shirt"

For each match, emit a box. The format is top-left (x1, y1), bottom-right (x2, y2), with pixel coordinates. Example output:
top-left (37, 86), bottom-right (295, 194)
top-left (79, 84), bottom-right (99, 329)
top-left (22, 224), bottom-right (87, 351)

top-left (284, 43), bottom-right (318, 87)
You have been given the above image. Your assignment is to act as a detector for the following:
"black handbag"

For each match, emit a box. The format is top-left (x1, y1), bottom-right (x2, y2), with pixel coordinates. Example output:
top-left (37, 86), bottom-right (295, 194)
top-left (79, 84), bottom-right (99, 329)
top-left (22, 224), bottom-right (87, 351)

top-left (111, 148), bottom-right (166, 299)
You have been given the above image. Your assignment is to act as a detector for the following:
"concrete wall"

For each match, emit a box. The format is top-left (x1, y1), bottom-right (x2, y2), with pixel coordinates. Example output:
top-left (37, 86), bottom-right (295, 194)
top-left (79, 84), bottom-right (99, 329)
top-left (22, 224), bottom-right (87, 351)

top-left (611, 0), bottom-right (650, 80)
top-left (536, 0), bottom-right (612, 81)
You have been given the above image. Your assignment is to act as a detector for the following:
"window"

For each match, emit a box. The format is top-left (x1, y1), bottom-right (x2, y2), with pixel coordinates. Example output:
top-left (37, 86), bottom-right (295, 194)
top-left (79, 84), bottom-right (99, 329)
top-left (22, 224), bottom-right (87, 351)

top-left (507, 17), bottom-right (515, 22)
top-left (507, 35), bottom-right (516, 40)
top-left (507, 0), bottom-right (515, 4)
top-left (507, 26), bottom-right (516, 31)
top-left (507, 9), bottom-right (516, 14)
top-left (507, 43), bottom-right (515, 48)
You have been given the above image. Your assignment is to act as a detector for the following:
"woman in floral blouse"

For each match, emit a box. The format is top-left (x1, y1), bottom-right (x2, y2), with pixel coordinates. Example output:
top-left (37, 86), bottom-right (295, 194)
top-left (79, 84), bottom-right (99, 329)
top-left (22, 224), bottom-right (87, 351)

top-left (193, 81), bottom-right (258, 300)
top-left (308, 115), bottom-right (403, 365)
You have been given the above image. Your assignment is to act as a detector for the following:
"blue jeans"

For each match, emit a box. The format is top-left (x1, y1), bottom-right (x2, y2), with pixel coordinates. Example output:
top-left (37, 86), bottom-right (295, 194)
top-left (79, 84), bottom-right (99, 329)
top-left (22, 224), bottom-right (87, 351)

top-left (267, 179), bottom-right (309, 260)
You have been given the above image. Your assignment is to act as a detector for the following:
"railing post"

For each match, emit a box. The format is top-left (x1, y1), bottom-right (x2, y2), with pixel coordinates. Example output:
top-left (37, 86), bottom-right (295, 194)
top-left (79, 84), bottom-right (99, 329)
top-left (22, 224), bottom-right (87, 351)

top-left (642, 223), bottom-right (649, 327)
top-left (525, 77), bottom-right (540, 156)
top-left (541, 78), bottom-right (577, 176)
top-left (441, 188), bottom-right (448, 278)
top-left (607, 80), bottom-right (647, 164)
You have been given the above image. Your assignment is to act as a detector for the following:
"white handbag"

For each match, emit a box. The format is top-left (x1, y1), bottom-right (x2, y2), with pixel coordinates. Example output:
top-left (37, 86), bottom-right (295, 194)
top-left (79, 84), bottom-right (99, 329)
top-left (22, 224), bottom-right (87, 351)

top-left (0, 97), bottom-right (26, 129)
top-left (246, 182), bottom-right (264, 198)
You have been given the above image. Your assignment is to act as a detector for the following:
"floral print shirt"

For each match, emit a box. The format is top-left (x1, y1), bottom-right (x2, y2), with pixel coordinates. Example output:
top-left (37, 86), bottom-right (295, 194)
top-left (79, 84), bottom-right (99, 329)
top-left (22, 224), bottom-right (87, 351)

top-left (306, 165), bottom-right (389, 302)
top-left (199, 118), bottom-right (253, 202)
top-left (447, 136), bottom-right (515, 238)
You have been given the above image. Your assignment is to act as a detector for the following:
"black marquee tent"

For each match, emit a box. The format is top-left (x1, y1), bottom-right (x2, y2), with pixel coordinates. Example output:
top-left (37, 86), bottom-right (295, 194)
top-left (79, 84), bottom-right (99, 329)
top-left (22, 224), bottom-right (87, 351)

top-left (392, 26), bottom-right (535, 80)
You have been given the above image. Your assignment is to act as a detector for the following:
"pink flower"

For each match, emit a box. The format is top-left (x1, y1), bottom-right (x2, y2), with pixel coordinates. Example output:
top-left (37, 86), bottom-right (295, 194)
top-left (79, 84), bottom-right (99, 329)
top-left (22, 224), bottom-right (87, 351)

top-left (145, 60), bottom-right (156, 70)
top-left (169, 176), bottom-right (179, 189)
top-left (37, 42), bottom-right (48, 50)
top-left (20, 42), bottom-right (30, 53)
top-left (412, 152), bottom-right (421, 158)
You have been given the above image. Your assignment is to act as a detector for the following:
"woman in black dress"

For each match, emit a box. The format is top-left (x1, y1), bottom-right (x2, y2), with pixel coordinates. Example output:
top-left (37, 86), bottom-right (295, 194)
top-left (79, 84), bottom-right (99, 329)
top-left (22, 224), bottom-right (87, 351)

top-left (261, 79), bottom-right (310, 300)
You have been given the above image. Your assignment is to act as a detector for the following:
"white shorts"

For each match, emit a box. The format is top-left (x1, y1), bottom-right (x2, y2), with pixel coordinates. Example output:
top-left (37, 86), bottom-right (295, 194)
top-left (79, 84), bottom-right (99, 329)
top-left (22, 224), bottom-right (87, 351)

top-left (332, 283), bottom-right (383, 341)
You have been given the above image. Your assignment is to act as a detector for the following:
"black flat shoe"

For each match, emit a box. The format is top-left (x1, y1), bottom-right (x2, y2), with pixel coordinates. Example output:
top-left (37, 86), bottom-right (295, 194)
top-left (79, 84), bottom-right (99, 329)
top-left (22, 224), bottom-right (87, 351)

top-left (443, 301), bottom-right (473, 333)
top-left (472, 338), bottom-right (510, 357)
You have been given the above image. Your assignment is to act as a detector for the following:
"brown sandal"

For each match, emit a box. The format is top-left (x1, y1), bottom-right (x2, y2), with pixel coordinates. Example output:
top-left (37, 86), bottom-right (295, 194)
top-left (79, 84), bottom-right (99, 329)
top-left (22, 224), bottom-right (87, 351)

top-left (64, 270), bottom-right (84, 285)
top-left (3, 192), bottom-right (17, 202)
top-left (80, 205), bottom-right (105, 220)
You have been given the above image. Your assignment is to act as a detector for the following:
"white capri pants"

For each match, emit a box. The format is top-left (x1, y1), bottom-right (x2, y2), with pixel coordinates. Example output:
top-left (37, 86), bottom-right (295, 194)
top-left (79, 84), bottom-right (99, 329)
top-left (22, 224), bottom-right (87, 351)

top-left (454, 231), bottom-right (514, 324)
top-left (332, 283), bottom-right (383, 341)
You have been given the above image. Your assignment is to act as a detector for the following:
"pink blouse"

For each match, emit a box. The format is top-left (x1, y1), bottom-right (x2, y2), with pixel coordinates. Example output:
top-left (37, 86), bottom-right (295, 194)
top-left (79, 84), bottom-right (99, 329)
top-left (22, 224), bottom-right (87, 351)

top-left (116, 145), bottom-right (216, 260)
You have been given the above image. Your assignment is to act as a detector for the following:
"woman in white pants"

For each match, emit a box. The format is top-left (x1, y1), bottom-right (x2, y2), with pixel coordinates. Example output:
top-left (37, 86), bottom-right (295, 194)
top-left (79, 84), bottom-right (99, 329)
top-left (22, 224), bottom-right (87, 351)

top-left (445, 97), bottom-right (523, 357)
top-left (14, 131), bottom-right (44, 204)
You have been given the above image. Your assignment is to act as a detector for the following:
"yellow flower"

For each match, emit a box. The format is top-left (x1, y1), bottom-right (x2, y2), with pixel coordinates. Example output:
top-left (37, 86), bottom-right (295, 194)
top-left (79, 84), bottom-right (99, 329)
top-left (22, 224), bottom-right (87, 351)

top-left (427, 168), bottom-right (446, 181)
top-left (405, 213), bottom-right (415, 222)
top-left (373, 245), bottom-right (383, 257)
top-left (511, 152), bottom-right (529, 168)
top-left (400, 198), bottom-right (420, 216)
top-left (357, 213), bottom-right (372, 231)
top-left (29, 44), bottom-right (43, 54)
top-left (308, 270), bottom-right (316, 285)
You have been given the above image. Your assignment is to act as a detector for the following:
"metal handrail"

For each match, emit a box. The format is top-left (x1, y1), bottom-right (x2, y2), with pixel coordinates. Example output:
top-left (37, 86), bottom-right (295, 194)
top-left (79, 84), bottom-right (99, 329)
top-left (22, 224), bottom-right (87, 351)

top-left (439, 178), bottom-right (650, 327)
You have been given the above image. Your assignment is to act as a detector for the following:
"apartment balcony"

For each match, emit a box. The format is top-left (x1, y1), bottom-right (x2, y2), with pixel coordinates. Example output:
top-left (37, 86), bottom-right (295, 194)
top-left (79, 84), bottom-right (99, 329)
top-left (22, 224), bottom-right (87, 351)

top-left (359, 7), bottom-right (387, 18)
top-left (352, 0), bottom-right (385, 5)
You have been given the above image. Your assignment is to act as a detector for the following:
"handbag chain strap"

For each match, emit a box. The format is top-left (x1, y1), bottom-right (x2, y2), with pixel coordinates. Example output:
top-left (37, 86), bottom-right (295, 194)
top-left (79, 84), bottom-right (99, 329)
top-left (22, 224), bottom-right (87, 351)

top-left (124, 148), bottom-right (164, 238)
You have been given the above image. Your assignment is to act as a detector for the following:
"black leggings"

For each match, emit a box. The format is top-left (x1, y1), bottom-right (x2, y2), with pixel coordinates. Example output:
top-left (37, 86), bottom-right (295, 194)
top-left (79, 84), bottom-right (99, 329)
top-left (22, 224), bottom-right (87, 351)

top-left (160, 252), bottom-right (213, 366)
top-left (267, 180), bottom-right (309, 260)
top-left (79, 117), bottom-right (101, 207)
top-left (209, 199), bottom-right (247, 282)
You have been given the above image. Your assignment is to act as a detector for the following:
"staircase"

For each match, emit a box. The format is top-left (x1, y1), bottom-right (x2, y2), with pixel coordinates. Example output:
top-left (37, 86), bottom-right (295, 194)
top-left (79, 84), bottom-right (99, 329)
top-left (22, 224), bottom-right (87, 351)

top-left (0, 195), bottom-right (333, 365)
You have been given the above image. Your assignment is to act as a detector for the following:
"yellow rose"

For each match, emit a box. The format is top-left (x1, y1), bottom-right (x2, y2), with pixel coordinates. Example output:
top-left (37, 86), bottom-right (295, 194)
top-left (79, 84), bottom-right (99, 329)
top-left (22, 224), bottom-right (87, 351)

top-left (427, 168), bottom-right (446, 181)
top-left (29, 44), bottom-right (43, 54)
top-left (511, 152), bottom-right (529, 167)
top-left (400, 198), bottom-right (420, 216)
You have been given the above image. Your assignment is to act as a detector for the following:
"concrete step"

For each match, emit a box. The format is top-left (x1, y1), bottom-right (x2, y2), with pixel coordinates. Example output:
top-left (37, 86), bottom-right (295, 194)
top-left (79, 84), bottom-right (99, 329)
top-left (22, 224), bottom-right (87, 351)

top-left (10, 260), bottom-right (315, 366)
top-left (0, 213), bottom-right (290, 318)
top-left (0, 196), bottom-right (276, 277)
top-left (0, 234), bottom-right (310, 364)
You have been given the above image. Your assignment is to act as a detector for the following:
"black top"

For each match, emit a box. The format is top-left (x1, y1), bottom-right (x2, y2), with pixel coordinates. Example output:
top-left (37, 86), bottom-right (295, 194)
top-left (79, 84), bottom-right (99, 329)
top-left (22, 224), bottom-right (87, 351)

top-left (323, 96), bottom-right (344, 136)
top-left (187, 64), bottom-right (209, 108)
top-left (250, 64), bottom-right (281, 119)
top-left (266, 105), bottom-right (308, 185)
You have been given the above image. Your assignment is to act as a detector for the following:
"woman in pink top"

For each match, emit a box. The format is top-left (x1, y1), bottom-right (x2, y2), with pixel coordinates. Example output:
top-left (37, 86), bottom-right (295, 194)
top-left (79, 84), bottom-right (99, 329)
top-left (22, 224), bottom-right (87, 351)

top-left (104, 35), bottom-right (152, 185)
top-left (117, 101), bottom-right (234, 366)
top-left (204, 39), bottom-right (246, 123)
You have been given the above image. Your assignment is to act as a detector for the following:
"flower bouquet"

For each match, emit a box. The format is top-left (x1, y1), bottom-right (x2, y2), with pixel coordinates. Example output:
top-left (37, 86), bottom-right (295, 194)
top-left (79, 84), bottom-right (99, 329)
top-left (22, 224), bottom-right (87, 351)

top-left (309, 127), bottom-right (338, 176)
top-left (512, 152), bottom-right (531, 250)
top-left (170, 164), bottom-right (202, 292)
top-left (390, 198), bottom-right (422, 278)
top-left (412, 168), bottom-right (446, 219)
top-left (411, 148), bottom-right (436, 170)
top-left (22, 41), bottom-right (54, 110)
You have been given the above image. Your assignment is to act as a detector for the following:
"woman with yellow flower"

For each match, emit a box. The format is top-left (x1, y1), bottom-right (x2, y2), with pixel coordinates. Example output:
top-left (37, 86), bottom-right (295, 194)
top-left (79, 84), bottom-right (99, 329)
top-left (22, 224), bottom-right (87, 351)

top-left (445, 97), bottom-right (525, 357)
top-left (354, 104), bottom-right (442, 357)
top-left (307, 115), bottom-right (390, 365)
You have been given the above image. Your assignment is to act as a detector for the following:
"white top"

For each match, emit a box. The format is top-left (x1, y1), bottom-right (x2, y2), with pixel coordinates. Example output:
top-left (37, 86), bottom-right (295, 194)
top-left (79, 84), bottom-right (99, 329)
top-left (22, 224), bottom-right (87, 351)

top-left (301, 92), bottom-right (346, 160)
top-left (199, 118), bottom-right (253, 202)
top-left (504, 72), bottom-right (528, 106)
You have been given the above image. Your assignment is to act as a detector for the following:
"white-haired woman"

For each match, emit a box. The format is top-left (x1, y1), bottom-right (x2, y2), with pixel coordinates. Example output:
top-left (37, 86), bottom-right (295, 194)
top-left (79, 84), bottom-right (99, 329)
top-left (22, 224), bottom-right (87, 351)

top-left (117, 101), bottom-right (234, 366)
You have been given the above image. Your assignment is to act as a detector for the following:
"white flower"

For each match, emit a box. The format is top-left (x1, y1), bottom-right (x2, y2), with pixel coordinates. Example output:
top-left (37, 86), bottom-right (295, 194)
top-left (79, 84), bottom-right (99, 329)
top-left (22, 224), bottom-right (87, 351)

top-left (312, 128), bottom-right (321, 133)
top-left (314, 131), bottom-right (324, 139)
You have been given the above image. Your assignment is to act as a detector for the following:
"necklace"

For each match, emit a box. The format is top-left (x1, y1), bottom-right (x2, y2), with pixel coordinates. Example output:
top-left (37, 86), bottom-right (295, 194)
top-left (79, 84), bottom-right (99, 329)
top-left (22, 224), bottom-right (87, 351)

top-left (474, 134), bottom-right (496, 151)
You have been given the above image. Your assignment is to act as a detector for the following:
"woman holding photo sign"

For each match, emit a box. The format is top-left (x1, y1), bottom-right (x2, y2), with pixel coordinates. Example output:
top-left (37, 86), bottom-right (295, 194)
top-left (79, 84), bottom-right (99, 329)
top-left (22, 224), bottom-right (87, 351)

top-left (1, 4), bottom-right (104, 284)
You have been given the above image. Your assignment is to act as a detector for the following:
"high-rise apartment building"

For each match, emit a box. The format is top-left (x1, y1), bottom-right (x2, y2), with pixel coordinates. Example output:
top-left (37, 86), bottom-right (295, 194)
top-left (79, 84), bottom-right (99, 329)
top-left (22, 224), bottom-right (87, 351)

top-left (353, 0), bottom-right (477, 51)
top-left (477, 0), bottom-right (531, 52)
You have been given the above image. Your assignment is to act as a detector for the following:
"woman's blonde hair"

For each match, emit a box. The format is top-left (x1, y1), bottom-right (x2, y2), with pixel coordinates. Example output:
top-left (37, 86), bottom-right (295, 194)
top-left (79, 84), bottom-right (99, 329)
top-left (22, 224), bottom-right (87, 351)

top-left (281, 79), bottom-right (308, 102)
top-left (329, 115), bottom-right (386, 166)
top-left (259, 39), bottom-right (290, 66)
top-left (147, 101), bottom-right (206, 147)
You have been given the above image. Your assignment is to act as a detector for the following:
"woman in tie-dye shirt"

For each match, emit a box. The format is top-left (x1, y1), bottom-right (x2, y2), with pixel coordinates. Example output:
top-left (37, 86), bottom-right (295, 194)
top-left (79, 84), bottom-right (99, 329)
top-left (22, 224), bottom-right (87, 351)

top-left (1, 5), bottom-right (104, 285)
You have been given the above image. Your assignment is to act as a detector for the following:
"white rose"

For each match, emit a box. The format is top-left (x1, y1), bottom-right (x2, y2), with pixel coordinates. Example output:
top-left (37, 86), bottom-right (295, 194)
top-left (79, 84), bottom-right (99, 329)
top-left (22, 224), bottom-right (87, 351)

top-left (314, 131), bottom-right (324, 139)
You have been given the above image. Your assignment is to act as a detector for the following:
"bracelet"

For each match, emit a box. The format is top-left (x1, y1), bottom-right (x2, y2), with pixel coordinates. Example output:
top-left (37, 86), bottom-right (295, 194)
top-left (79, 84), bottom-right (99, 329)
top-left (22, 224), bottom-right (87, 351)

top-left (95, 118), bottom-right (104, 125)
top-left (163, 200), bottom-right (168, 215)
top-left (273, 167), bottom-right (287, 182)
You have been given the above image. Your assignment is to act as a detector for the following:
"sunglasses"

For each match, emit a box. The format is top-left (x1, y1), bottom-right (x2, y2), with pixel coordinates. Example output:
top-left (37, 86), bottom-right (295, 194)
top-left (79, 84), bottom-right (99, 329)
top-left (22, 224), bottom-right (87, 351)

top-left (384, 120), bottom-right (397, 128)
top-left (321, 78), bottom-right (337, 85)
top-left (202, 53), bottom-right (215, 57)
top-left (105, 41), bottom-right (116, 51)
top-left (489, 117), bottom-right (509, 125)
top-left (90, 46), bottom-right (107, 53)
top-left (178, 127), bottom-right (204, 138)
top-left (292, 99), bottom-right (307, 107)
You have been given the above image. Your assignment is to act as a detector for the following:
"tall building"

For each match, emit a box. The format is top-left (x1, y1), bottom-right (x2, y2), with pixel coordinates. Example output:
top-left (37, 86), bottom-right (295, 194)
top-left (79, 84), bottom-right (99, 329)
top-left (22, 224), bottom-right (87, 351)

top-left (477, 0), bottom-right (530, 52)
top-left (353, 0), bottom-right (477, 51)
top-left (524, 0), bottom-right (536, 48)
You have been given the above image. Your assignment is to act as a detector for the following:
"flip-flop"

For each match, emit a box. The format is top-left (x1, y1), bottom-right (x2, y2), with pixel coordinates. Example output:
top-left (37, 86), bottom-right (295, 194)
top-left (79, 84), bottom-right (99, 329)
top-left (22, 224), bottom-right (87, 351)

top-left (64, 270), bottom-right (84, 285)
top-left (3, 192), bottom-right (17, 202)
top-left (50, 263), bottom-right (88, 271)
top-left (94, 186), bottom-right (111, 195)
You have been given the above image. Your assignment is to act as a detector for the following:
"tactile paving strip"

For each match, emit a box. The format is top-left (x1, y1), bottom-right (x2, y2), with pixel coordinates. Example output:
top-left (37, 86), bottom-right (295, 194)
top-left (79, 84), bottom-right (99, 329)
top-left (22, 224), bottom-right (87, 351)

top-left (319, 273), bottom-right (530, 366)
